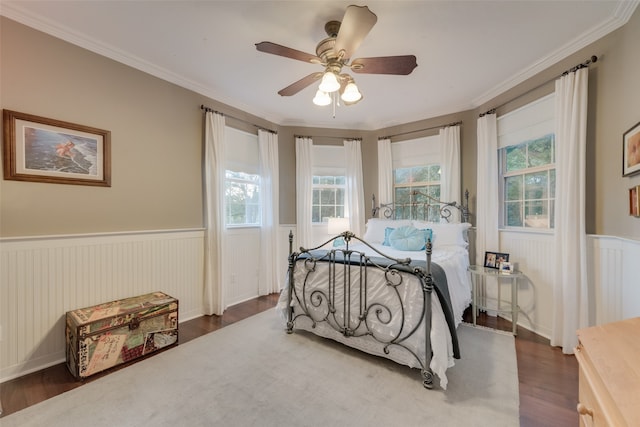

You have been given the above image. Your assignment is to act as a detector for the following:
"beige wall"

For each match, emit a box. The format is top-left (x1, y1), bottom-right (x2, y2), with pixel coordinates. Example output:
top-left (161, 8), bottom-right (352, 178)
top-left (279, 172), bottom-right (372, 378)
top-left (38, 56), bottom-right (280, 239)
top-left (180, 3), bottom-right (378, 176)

top-left (0, 18), bottom-right (273, 237)
top-left (2, 9), bottom-right (640, 239)
top-left (470, 7), bottom-right (640, 239)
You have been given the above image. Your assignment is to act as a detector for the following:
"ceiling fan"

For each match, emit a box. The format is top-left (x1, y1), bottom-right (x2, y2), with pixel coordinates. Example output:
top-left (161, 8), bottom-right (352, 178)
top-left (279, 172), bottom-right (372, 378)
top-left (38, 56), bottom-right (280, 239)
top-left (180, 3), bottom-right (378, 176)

top-left (255, 5), bottom-right (417, 108)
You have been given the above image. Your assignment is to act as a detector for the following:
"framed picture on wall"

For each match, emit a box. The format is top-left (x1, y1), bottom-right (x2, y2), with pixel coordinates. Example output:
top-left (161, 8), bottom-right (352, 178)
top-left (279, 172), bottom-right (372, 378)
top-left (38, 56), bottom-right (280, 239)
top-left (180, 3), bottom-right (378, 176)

top-left (2, 110), bottom-right (111, 186)
top-left (630, 185), bottom-right (640, 217)
top-left (623, 120), bottom-right (640, 177)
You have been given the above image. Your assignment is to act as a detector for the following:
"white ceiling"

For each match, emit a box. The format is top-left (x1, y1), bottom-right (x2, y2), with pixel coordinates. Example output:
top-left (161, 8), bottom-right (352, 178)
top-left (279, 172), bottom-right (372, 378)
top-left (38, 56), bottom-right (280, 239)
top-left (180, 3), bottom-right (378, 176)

top-left (2, 1), bottom-right (638, 130)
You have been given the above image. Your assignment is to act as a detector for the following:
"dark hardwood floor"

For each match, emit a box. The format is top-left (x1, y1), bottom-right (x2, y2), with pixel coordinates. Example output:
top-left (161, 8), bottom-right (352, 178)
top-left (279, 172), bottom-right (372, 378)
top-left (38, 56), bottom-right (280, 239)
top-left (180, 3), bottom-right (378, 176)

top-left (0, 293), bottom-right (578, 425)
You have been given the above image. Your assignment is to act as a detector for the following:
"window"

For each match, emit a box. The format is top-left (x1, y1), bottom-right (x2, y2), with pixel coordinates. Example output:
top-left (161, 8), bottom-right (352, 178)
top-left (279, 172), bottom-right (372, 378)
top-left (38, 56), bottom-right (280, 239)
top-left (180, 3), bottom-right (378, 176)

top-left (311, 145), bottom-right (346, 224)
top-left (497, 93), bottom-right (555, 230)
top-left (500, 134), bottom-right (555, 228)
top-left (224, 127), bottom-right (260, 227)
top-left (389, 135), bottom-right (442, 220)
top-left (393, 165), bottom-right (441, 220)
top-left (225, 170), bottom-right (260, 226)
top-left (312, 175), bottom-right (345, 223)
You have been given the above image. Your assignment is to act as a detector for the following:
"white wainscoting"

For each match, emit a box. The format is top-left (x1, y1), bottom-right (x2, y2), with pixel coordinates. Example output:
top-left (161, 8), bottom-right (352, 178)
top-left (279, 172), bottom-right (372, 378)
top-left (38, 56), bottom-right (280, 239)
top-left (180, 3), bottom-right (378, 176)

top-left (498, 231), bottom-right (640, 338)
top-left (2, 225), bottom-right (637, 382)
top-left (0, 229), bottom-right (205, 382)
top-left (223, 227), bottom-right (261, 307)
top-left (589, 236), bottom-right (640, 323)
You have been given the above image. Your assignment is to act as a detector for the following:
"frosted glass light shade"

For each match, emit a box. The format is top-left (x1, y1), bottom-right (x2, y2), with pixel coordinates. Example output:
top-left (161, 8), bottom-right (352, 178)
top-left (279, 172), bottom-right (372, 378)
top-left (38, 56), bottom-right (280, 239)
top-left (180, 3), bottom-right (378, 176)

top-left (318, 72), bottom-right (340, 93)
top-left (312, 90), bottom-right (331, 106)
top-left (341, 82), bottom-right (362, 103)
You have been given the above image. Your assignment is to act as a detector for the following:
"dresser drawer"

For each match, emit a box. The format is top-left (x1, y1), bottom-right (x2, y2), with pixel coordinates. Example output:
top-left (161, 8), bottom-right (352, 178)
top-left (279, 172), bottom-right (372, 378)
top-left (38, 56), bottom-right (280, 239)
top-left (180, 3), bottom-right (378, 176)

top-left (576, 350), bottom-right (600, 427)
top-left (576, 318), bottom-right (640, 427)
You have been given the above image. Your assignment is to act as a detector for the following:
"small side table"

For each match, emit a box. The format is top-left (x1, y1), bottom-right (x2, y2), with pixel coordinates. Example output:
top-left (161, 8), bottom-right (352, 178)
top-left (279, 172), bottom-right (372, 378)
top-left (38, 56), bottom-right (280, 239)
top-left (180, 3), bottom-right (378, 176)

top-left (468, 265), bottom-right (524, 335)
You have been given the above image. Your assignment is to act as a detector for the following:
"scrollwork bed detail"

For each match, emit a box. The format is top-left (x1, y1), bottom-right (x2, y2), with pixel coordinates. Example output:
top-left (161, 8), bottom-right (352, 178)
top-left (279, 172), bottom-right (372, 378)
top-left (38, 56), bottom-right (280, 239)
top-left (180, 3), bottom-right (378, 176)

top-left (372, 189), bottom-right (470, 223)
top-left (285, 230), bottom-right (440, 389)
top-left (281, 192), bottom-right (472, 390)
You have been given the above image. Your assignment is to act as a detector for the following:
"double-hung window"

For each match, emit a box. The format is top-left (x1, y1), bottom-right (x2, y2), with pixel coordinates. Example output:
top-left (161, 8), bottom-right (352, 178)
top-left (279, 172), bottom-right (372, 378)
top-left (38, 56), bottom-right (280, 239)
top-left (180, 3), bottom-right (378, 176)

top-left (224, 127), bottom-right (261, 227)
top-left (393, 165), bottom-right (441, 220)
top-left (311, 145), bottom-right (346, 224)
top-left (312, 175), bottom-right (345, 223)
top-left (498, 94), bottom-right (555, 230)
top-left (391, 135), bottom-right (441, 221)
top-left (500, 135), bottom-right (555, 228)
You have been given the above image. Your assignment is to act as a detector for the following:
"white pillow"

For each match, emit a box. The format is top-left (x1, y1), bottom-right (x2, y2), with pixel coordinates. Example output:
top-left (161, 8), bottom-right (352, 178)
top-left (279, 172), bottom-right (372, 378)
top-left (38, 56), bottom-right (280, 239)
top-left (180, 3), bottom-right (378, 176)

top-left (362, 219), bottom-right (412, 243)
top-left (413, 221), bottom-right (471, 247)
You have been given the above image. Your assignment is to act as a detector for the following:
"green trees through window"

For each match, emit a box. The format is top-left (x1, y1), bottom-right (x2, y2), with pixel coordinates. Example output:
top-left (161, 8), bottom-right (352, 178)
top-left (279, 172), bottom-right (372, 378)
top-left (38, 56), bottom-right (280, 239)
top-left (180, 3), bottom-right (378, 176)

top-left (312, 175), bottom-right (345, 223)
top-left (501, 134), bottom-right (555, 229)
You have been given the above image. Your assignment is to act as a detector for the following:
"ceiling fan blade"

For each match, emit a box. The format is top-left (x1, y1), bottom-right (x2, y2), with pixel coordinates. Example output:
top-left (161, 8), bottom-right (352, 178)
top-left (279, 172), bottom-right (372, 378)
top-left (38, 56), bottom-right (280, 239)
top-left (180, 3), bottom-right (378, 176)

top-left (277, 73), bottom-right (322, 96)
top-left (334, 5), bottom-right (377, 60)
top-left (255, 41), bottom-right (321, 64)
top-left (350, 55), bottom-right (418, 75)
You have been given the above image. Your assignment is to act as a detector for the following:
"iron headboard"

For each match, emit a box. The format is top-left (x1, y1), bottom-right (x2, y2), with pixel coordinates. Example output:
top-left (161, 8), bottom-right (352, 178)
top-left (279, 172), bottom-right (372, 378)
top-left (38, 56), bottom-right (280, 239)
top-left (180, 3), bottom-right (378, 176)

top-left (372, 189), bottom-right (470, 223)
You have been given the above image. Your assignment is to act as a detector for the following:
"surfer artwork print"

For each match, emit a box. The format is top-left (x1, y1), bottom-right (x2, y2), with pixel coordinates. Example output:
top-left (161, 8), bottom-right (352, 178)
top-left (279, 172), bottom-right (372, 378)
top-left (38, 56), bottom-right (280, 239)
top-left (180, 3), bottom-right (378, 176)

top-left (2, 110), bottom-right (111, 186)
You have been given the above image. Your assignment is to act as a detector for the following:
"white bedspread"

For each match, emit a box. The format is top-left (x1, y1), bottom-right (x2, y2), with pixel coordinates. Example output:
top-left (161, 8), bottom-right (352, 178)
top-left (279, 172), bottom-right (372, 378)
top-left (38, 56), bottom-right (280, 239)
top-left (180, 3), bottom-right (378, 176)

top-left (277, 242), bottom-right (471, 389)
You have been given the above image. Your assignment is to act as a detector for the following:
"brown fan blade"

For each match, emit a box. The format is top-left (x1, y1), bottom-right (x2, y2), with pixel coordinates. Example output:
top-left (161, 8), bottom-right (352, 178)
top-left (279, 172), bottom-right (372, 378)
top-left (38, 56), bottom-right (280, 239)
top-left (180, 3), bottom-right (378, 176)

top-left (350, 56), bottom-right (418, 75)
top-left (278, 73), bottom-right (322, 96)
top-left (334, 5), bottom-right (377, 60)
top-left (256, 41), bottom-right (321, 64)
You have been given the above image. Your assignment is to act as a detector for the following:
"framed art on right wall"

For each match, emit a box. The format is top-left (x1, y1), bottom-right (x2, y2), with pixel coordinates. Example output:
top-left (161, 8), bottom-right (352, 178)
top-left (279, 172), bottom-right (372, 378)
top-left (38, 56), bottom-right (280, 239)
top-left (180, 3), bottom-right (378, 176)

top-left (630, 185), bottom-right (640, 217)
top-left (623, 121), bottom-right (640, 177)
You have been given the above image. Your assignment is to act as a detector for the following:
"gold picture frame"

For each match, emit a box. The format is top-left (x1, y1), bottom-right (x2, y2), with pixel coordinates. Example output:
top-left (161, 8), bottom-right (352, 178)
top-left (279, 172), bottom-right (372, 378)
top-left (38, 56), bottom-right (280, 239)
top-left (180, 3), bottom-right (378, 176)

top-left (2, 110), bottom-right (111, 187)
top-left (623, 121), bottom-right (640, 177)
top-left (630, 185), bottom-right (640, 217)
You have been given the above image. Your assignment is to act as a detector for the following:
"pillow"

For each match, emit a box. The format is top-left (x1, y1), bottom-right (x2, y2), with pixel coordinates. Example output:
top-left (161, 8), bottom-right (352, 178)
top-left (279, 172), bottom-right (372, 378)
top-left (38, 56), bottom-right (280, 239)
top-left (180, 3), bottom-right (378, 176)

top-left (382, 227), bottom-right (395, 246)
top-left (388, 226), bottom-right (431, 251)
top-left (414, 221), bottom-right (471, 247)
top-left (362, 219), bottom-right (412, 244)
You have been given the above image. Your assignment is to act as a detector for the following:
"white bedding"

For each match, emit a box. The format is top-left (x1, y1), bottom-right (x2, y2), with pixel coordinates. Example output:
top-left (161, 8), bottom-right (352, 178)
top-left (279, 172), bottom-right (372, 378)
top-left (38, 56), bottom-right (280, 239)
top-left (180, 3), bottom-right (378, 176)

top-left (277, 241), bottom-right (472, 389)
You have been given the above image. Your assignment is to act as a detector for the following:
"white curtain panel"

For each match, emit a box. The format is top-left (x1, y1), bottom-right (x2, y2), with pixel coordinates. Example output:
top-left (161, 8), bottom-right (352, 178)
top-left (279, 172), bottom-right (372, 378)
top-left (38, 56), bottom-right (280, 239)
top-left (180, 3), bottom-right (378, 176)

top-left (204, 111), bottom-right (226, 315)
top-left (258, 129), bottom-right (280, 295)
top-left (476, 114), bottom-right (499, 266)
top-left (377, 138), bottom-right (393, 214)
top-left (344, 139), bottom-right (365, 237)
top-left (440, 125), bottom-right (461, 222)
top-left (551, 67), bottom-right (589, 354)
top-left (295, 136), bottom-right (313, 248)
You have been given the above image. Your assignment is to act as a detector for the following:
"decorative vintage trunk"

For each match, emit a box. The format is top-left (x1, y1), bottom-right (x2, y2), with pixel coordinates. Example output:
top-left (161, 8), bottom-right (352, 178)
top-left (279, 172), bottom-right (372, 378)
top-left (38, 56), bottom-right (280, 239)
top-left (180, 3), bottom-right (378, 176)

top-left (65, 291), bottom-right (178, 379)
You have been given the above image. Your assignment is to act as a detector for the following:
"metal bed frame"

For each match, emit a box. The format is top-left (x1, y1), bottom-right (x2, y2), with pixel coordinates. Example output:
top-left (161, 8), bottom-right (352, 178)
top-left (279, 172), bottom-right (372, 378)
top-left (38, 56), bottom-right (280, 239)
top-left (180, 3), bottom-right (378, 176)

top-left (372, 189), bottom-right (470, 223)
top-left (284, 192), bottom-right (471, 389)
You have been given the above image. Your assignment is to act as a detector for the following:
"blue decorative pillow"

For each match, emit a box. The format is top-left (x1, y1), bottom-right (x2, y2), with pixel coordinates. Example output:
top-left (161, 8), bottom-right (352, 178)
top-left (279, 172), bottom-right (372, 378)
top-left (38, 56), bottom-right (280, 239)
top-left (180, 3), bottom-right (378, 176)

top-left (389, 226), bottom-right (431, 251)
top-left (382, 227), bottom-right (395, 246)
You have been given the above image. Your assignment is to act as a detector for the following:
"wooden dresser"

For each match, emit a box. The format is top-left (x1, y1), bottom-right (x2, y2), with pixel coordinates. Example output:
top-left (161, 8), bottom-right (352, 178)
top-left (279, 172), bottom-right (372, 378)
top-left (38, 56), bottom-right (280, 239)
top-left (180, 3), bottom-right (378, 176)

top-left (575, 317), bottom-right (640, 427)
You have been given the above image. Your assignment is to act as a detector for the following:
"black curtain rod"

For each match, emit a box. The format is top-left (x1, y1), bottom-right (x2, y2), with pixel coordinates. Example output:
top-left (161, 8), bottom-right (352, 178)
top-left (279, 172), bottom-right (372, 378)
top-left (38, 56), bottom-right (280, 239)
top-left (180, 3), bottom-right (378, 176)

top-left (381, 120), bottom-right (463, 140)
top-left (479, 55), bottom-right (598, 117)
top-left (294, 135), bottom-right (362, 141)
top-left (200, 104), bottom-right (277, 134)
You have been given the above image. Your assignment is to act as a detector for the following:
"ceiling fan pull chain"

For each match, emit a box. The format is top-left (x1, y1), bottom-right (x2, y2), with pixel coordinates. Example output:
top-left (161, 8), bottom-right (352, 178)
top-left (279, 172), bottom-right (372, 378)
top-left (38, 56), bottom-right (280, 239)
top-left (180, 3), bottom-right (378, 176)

top-left (332, 92), bottom-right (337, 118)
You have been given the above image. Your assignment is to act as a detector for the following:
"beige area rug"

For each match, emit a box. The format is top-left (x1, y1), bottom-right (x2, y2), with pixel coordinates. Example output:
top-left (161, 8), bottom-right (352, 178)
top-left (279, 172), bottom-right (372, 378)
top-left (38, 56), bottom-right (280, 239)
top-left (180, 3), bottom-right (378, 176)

top-left (2, 310), bottom-right (519, 427)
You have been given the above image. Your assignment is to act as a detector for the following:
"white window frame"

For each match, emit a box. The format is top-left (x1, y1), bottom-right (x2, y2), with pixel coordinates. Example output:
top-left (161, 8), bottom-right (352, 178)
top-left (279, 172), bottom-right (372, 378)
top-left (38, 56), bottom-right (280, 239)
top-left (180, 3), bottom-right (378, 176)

top-left (311, 145), bottom-right (347, 224)
top-left (497, 94), bottom-right (555, 231)
top-left (391, 135), bottom-right (442, 220)
top-left (224, 127), bottom-right (261, 228)
top-left (312, 173), bottom-right (346, 223)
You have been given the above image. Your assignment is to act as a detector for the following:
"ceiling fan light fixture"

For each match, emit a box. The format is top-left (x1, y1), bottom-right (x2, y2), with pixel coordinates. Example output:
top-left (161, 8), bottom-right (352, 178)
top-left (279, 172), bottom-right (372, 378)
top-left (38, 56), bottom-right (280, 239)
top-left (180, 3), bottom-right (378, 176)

top-left (313, 89), bottom-right (332, 106)
top-left (318, 71), bottom-right (340, 93)
top-left (341, 81), bottom-right (362, 103)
